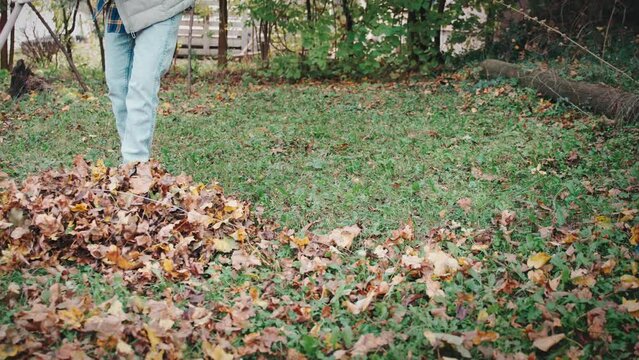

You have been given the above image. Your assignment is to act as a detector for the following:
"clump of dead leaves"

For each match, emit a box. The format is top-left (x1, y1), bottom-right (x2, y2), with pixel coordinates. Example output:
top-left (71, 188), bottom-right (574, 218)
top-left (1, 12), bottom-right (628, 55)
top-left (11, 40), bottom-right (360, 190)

top-left (1, 156), bottom-right (263, 284)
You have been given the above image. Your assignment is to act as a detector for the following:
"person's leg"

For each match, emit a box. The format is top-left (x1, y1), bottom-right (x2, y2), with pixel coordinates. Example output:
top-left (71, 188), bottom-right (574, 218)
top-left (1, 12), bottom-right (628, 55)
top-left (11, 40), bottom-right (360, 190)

top-left (104, 32), bottom-right (134, 141)
top-left (120, 14), bottom-right (182, 163)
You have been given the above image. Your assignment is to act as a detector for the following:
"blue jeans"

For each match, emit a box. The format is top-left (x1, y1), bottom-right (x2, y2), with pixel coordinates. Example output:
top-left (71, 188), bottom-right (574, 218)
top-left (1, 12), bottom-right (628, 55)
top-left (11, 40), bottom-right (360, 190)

top-left (104, 14), bottom-right (181, 163)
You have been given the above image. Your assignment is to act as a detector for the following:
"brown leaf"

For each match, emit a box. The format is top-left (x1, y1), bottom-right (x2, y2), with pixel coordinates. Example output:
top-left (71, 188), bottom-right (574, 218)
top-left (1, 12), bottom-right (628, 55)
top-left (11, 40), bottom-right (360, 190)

top-left (533, 333), bottom-right (565, 352)
top-left (34, 213), bottom-right (61, 237)
top-left (427, 249), bottom-right (460, 277)
top-left (471, 167), bottom-right (501, 182)
top-left (129, 164), bottom-right (154, 194)
top-left (84, 313), bottom-right (126, 339)
top-left (343, 291), bottom-right (376, 315)
top-left (457, 198), bottom-right (472, 213)
top-left (203, 340), bottom-right (233, 360)
top-left (571, 269), bottom-right (596, 287)
top-left (351, 331), bottom-right (394, 357)
top-left (326, 225), bottom-right (361, 249)
top-left (231, 250), bottom-right (262, 270)
top-left (401, 254), bottom-right (424, 269)
top-left (286, 348), bottom-right (307, 360)
top-left (299, 256), bottom-right (329, 274)
top-left (213, 237), bottom-right (238, 253)
top-left (187, 210), bottom-right (214, 227)
top-left (587, 308), bottom-right (606, 340)
top-left (423, 331), bottom-right (471, 358)
top-left (498, 210), bottom-right (516, 227)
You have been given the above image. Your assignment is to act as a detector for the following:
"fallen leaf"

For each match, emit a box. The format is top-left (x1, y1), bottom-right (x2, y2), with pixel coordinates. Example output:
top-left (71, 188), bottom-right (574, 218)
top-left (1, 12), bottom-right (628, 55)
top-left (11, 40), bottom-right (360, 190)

top-left (328, 225), bottom-right (361, 249)
top-left (351, 331), bottom-right (394, 357)
top-left (231, 250), bottom-right (261, 270)
top-left (427, 249), bottom-right (460, 277)
top-left (58, 307), bottom-right (84, 329)
top-left (498, 210), bottom-right (516, 227)
top-left (423, 331), bottom-right (471, 358)
top-left (527, 252), bottom-right (551, 269)
top-left (34, 213), bottom-right (60, 237)
top-left (203, 340), bottom-right (233, 360)
top-left (213, 237), bottom-right (237, 253)
top-left (471, 330), bottom-right (500, 345)
top-left (290, 236), bottom-right (310, 248)
top-left (630, 225), bottom-right (639, 245)
top-left (0, 344), bottom-right (23, 359)
top-left (187, 210), bottom-right (214, 227)
top-left (373, 245), bottom-right (388, 258)
top-left (231, 228), bottom-right (247, 242)
top-left (287, 348), bottom-right (307, 360)
top-left (620, 275), bottom-right (639, 290)
top-left (561, 233), bottom-right (578, 245)
top-left (620, 299), bottom-right (639, 318)
top-left (571, 269), bottom-right (596, 287)
top-left (457, 198), bottom-right (472, 213)
top-left (343, 291), bottom-right (376, 315)
top-left (69, 203), bottom-right (89, 212)
top-left (538, 226), bottom-right (554, 239)
top-left (116, 340), bottom-right (134, 356)
top-left (91, 159), bottom-right (107, 181)
top-left (600, 259), bottom-right (616, 275)
top-left (533, 333), bottom-right (565, 352)
top-left (586, 308), bottom-right (606, 340)
top-left (144, 324), bottom-right (161, 349)
top-left (105, 245), bottom-right (139, 270)
top-left (528, 269), bottom-right (548, 285)
top-left (401, 254), bottom-right (424, 269)
top-left (129, 175), bottom-right (154, 195)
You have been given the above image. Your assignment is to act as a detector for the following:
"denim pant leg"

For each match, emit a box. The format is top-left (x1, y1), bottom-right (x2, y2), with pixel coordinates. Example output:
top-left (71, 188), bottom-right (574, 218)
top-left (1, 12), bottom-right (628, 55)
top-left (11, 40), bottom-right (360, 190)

top-left (120, 14), bottom-right (182, 163)
top-left (104, 32), bottom-right (134, 141)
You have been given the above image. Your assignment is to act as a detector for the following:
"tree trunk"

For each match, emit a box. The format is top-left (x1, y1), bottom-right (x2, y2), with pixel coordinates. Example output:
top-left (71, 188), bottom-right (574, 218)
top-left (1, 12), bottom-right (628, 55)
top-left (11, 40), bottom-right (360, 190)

top-left (434, 0), bottom-right (446, 64)
top-left (86, 0), bottom-right (105, 72)
top-left (479, 59), bottom-right (639, 123)
top-left (187, 8), bottom-right (193, 95)
top-left (342, 0), bottom-right (353, 32)
top-left (483, 3), bottom-right (495, 55)
top-left (306, 0), bottom-right (312, 23)
top-left (28, 3), bottom-right (89, 93)
top-left (259, 21), bottom-right (270, 64)
top-left (1, 0), bottom-right (8, 70)
top-left (218, 0), bottom-right (228, 69)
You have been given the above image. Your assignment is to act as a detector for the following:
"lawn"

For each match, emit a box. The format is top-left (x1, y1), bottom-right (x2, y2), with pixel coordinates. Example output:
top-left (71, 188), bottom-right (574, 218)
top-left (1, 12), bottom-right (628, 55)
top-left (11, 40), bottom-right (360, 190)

top-left (1, 70), bottom-right (638, 358)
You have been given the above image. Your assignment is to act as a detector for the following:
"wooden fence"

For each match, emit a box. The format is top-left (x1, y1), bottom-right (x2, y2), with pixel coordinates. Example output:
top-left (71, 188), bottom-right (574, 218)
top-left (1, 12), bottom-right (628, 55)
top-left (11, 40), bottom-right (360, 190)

top-left (176, 2), bottom-right (257, 58)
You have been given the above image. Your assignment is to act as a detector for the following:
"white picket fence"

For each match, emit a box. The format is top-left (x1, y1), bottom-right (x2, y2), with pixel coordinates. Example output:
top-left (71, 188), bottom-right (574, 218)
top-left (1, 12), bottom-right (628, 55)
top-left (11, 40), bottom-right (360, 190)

top-left (176, 2), bottom-right (257, 58)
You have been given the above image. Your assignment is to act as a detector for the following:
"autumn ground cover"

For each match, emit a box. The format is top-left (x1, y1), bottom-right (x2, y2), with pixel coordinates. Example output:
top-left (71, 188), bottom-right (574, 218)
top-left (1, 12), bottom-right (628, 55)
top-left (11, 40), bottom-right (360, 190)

top-left (1, 69), bottom-right (639, 359)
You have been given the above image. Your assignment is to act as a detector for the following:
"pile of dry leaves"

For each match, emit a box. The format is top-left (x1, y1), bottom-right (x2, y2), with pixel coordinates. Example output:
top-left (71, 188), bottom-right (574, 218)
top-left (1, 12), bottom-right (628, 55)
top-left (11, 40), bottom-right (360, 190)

top-left (0, 156), bottom-right (267, 282)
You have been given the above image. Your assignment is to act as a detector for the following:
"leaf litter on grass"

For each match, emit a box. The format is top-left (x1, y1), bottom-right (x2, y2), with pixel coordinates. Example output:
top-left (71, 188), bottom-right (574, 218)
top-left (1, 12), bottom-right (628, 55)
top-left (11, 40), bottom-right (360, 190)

top-left (1, 157), bottom-right (639, 358)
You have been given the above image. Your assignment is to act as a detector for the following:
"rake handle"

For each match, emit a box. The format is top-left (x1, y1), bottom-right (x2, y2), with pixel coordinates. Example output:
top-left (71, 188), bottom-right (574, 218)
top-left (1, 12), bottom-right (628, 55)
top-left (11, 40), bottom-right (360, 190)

top-left (0, 1), bottom-right (32, 50)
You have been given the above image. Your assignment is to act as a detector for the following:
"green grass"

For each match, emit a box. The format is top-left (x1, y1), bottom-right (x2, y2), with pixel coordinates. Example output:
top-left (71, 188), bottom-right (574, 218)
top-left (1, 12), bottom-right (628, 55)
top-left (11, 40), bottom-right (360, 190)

top-left (1, 71), bottom-right (639, 358)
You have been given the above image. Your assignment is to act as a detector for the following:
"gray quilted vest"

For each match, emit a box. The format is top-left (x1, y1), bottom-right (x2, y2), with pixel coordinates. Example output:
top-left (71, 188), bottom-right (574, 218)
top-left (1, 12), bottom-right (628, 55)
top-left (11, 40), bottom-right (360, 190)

top-left (114, 0), bottom-right (195, 33)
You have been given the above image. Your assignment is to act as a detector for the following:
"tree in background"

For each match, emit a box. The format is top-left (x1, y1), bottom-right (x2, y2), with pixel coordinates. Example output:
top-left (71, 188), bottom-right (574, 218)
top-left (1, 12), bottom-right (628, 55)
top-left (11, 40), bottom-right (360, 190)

top-left (86, 0), bottom-right (105, 72)
top-left (219, 0), bottom-right (228, 68)
top-left (52, 0), bottom-right (81, 63)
